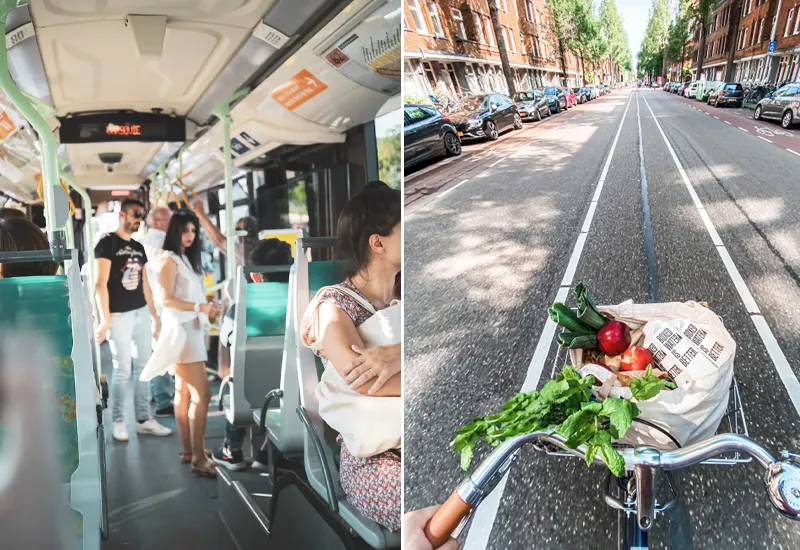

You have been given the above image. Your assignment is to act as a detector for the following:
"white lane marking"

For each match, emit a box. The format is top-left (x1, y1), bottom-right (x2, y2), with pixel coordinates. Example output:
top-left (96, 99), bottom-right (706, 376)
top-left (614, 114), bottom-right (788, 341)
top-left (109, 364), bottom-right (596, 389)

top-left (465, 93), bottom-right (634, 550)
top-left (739, 127), bottom-right (749, 132)
top-left (489, 158), bottom-right (504, 168)
top-left (788, 149), bottom-right (800, 156)
top-left (438, 179), bottom-right (470, 199)
top-left (714, 116), bottom-right (720, 119)
top-left (725, 120), bottom-right (732, 125)
top-left (560, 233), bottom-right (588, 286)
top-left (758, 136), bottom-right (773, 143)
top-left (641, 92), bottom-right (800, 416)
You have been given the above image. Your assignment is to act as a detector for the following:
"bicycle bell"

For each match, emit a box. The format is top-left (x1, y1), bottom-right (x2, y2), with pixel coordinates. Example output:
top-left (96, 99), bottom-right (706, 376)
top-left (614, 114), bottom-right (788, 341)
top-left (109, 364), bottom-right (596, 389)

top-left (766, 456), bottom-right (800, 520)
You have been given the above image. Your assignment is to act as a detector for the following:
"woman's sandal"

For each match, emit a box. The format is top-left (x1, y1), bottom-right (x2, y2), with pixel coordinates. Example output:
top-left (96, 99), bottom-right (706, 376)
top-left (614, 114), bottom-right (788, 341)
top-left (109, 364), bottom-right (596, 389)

top-left (191, 458), bottom-right (217, 478)
top-left (180, 449), bottom-right (211, 464)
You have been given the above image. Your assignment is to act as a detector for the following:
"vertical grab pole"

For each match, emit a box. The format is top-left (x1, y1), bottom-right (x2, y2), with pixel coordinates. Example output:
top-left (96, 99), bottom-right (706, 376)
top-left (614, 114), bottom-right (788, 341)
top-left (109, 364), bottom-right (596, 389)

top-left (212, 88), bottom-right (249, 282)
top-left (0, 0), bottom-right (66, 257)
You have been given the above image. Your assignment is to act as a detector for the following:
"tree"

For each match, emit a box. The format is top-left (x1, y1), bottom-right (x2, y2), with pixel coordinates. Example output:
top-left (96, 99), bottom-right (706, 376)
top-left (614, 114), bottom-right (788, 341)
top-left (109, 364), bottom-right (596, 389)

top-left (724, 1), bottom-right (743, 81)
top-left (691, 0), bottom-right (720, 80)
top-left (488, 1), bottom-right (516, 96)
top-left (665, 1), bottom-right (692, 81)
top-left (547, 0), bottom-right (607, 84)
top-left (640, 0), bottom-right (671, 80)
top-left (599, 0), bottom-right (632, 84)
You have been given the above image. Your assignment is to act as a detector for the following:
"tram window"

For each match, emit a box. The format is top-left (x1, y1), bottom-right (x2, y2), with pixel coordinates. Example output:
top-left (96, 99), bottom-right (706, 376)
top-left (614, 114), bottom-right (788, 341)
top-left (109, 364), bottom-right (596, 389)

top-left (217, 179), bottom-right (249, 205)
top-left (218, 205), bottom-right (251, 232)
top-left (375, 107), bottom-right (401, 189)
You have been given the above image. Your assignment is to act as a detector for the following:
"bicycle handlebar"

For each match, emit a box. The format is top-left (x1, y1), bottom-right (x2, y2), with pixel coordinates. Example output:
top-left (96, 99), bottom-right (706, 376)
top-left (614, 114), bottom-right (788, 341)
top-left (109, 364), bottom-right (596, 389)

top-left (423, 432), bottom-right (800, 546)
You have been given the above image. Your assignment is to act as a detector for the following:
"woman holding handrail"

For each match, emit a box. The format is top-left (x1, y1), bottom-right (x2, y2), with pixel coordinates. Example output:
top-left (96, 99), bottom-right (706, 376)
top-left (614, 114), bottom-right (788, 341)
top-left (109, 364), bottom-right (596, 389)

top-left (300, 181), bottom-right (401, 531)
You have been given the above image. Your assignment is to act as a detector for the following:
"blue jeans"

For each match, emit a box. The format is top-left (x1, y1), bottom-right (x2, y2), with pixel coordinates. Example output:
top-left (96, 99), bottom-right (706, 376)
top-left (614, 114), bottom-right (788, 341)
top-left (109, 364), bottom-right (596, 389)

top-left (151, 373), bottom-right (175, 410)
top-left (108, 306), bottom-right (152, 423)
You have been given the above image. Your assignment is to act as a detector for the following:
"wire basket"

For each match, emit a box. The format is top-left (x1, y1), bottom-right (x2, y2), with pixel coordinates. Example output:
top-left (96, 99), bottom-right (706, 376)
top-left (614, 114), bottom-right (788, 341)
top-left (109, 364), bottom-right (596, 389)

top-left (546, 324), bottom-right (751, 465)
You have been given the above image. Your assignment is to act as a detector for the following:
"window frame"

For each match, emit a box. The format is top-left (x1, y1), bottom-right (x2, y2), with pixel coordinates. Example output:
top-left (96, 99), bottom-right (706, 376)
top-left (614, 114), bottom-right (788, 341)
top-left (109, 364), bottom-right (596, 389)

top-left (407, 0), bottom-right (429, 34)
top-left (452, 8), bottom-right (467, 40)
top-left (427, 1), bottom-right (445, 38)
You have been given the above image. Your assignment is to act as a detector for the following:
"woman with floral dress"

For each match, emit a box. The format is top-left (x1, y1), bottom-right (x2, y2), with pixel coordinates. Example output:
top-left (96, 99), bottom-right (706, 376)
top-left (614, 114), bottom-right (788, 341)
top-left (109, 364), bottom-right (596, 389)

top-left (301, 181), bottom-right (401, 531)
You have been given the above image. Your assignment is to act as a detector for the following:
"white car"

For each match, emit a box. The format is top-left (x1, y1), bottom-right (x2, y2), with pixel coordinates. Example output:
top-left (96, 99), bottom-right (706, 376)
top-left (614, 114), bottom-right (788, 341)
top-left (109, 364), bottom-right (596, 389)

top-left (684, 81), bottom-right (699, 98)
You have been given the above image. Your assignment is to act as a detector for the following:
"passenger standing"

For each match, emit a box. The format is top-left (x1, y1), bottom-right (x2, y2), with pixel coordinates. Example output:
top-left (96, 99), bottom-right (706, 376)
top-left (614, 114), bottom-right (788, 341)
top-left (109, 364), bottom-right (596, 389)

top-left (95, 199), bottom-right (172, 442)
top-left (134, 206), bottom-right (176, 417)
top-left (143, 211), bottom-right (222, 477)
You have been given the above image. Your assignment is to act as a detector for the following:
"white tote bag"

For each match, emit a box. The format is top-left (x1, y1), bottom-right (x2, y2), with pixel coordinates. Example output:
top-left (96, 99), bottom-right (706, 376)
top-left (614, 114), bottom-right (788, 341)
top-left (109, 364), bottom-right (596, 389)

top-left (307, 285), bottom-right (401, 458)
top-left (573, 301), bottom-right (735, 449)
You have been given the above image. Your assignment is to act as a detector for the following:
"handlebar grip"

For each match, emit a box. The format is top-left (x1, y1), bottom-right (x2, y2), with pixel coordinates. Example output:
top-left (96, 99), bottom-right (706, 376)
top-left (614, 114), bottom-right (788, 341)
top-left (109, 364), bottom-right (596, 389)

top-left (423, 491), bottom-right (474, 547)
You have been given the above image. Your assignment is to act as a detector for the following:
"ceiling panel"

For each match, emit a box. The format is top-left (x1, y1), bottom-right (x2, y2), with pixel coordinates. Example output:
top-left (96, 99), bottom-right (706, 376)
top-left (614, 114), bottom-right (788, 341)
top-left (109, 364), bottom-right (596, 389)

top-left (30, 0), bottom-right (272, 28)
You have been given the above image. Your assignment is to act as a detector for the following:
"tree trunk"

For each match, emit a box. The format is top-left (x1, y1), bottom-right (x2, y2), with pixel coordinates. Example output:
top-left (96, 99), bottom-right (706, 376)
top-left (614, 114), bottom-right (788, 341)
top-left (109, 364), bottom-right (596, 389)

top-left (489, 4), bottom-right (516, 96)
top-left (695, 18), bottom-right (707, 79)
top-left (557, 38), bottom-right (568, 86)
top-left (724, 1), bottom-right (742, 81)
top-left (680, 39), bottom-right (686, 81)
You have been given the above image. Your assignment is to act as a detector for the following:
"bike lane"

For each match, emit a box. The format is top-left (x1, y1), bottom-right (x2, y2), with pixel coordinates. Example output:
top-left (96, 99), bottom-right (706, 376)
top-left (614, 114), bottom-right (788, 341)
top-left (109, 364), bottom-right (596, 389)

top-left (663, 91), bottom-right (800, 155)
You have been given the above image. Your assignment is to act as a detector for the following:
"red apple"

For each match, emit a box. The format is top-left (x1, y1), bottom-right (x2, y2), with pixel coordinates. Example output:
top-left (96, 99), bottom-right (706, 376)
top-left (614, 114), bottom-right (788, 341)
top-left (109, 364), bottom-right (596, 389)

top-left (620, 346), bottom-right (654, 372)
top-left (596, 321), bottom-right (631, 355)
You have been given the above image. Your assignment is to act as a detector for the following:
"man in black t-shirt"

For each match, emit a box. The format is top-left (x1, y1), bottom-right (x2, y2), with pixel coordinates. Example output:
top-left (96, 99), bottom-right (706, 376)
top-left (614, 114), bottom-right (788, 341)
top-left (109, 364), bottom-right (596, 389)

top-left (95, 199), bottom-right (172, 443)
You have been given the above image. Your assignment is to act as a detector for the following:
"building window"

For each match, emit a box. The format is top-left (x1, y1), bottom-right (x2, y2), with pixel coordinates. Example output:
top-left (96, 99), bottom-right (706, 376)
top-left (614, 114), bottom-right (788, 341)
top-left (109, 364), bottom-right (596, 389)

top-left (787, 7), bottom-right (795, 37)
top-left (473, 12), bottom-right (486, 43)
top-left (520, 33), bottom-right (526, 55)
top-left (422, 61), bottom-right (438, 91)
top-left (452, 8), bottom-right (467, 40)
top-left (427, 2), bottom-right (445, 37)
top-left (408, 0), bottom-right (428, 34)
top-left (757, 17), bottom-right (764, 42)
top-left (373, 107), bottom-right (401, 190)
top-left (484, 16), bottom-right (496, 47)
top-left (525, 0), bottom-right (534, 22)
top-left (443, 63), bottom-right (461, 94)
top-left (795, 9), bottom-right (800, 35)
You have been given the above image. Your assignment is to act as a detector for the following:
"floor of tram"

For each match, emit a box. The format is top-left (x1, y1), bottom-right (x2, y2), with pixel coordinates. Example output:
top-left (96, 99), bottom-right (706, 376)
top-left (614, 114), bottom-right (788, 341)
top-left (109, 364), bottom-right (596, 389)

top-left (98, 342), bottom-right (240, 550)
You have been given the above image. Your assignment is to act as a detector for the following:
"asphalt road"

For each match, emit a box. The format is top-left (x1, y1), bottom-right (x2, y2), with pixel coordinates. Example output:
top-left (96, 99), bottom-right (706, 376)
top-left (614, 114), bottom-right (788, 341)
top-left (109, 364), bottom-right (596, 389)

top-left (404, 88), bottom-right (800, 549)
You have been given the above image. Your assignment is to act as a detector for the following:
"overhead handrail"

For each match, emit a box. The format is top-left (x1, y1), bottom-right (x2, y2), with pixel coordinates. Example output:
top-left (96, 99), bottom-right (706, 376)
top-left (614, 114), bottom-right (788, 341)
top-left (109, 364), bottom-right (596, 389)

top-left (0, 0), bottom-right (68, 258)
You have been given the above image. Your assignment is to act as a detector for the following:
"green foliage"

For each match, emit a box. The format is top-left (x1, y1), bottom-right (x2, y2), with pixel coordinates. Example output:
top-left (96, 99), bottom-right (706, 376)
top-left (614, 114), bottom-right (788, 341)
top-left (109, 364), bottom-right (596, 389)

top-left (599, 0), bottom-right (633, 73)
top-left (638, 0), bottom-right (671, 77)
top-left (377, 128), bottom-right (400, 190)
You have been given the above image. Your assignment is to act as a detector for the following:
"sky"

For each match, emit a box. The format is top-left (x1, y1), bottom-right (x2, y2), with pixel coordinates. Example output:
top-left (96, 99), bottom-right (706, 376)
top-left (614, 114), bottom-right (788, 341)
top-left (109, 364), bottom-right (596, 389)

top-left (616, 0), bottom-right (654, 71)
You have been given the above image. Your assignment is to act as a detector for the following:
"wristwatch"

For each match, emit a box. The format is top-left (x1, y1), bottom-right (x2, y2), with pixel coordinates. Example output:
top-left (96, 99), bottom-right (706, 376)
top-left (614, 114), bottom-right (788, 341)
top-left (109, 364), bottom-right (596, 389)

top-left (193, 302), bottom-right (200, 313)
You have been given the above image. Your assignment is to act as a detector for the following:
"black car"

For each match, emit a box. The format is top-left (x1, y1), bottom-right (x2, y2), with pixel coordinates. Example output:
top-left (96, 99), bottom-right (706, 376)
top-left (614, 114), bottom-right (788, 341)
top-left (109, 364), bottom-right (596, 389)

top-left (573, 87), bottom-right (588, 104)
top-left (450, 94), bottom-right (521, 141)
top-left (579, 86), bottom-right (593, 101)
top-left (542, 86), bottom-right (567, 113)
top-left (706, 82), bottom-right (743, 107)
top-left (513, 90), bottom-right (551, 121)
top-left (404, 104), bottom-right (461, 170)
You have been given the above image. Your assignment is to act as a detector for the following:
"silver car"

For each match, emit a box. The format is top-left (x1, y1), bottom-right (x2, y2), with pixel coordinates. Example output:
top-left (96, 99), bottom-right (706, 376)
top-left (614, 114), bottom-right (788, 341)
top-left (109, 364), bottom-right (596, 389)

top-left (753, 83), bottom-right (800, 129)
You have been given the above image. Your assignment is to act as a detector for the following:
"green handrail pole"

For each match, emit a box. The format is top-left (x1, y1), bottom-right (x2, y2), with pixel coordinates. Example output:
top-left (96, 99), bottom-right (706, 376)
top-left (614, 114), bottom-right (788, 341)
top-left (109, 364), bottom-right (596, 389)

top-left (0, 0), bottom-right (66, 256)
top-left (212, 88), bottom-right (249, 282)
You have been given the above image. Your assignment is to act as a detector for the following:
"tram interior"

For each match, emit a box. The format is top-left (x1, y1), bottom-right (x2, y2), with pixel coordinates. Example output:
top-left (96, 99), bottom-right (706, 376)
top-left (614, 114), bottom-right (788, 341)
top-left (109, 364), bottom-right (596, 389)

top-left (0, 0), bottom-right (401, 548)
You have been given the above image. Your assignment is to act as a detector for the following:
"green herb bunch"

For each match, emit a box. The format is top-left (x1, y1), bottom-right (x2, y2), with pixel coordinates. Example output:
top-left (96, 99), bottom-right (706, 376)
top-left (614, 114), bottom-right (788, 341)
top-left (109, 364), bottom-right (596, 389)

top-left (451, 366), bottom-right (675, 476)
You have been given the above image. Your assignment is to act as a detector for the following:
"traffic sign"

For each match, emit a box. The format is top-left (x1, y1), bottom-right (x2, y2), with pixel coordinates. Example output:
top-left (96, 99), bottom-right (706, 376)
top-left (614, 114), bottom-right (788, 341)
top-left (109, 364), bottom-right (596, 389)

top-left (768, 40), bottom-right (776, 53)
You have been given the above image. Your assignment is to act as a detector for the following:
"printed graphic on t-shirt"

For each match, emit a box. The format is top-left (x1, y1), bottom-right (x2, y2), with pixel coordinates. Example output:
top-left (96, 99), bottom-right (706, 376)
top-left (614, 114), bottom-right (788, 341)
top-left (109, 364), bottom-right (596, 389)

top-left (121, 257), bottom-right (143, 291)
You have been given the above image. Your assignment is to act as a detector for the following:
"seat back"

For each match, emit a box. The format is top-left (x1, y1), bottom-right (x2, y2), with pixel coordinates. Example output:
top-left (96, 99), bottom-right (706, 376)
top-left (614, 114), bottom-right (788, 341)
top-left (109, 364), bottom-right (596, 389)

top-left (293, 239), bottom-right (399, 549)
top-left (0, 255), bottom-right (101, 550)
top-left (226, 265), bottom-right (290, 428)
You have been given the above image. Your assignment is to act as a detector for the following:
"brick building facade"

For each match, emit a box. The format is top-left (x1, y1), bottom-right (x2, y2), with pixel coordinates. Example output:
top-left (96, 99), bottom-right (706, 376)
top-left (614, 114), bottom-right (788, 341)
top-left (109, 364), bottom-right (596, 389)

top-left (403, 0), bottom-right (617, 100)
top-left (691, 0), bottom-right (800, 83)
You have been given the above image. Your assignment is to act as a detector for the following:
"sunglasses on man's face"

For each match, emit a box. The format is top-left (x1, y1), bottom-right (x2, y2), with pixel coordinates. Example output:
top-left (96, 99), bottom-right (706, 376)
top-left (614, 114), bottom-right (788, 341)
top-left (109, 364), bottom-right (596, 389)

top-left (130, 210), bottom-right (147, 220)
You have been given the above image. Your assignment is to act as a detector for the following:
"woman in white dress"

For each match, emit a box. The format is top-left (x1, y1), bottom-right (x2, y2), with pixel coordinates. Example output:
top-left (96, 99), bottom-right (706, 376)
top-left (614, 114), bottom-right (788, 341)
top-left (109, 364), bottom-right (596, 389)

top-left (156, 211), bottom-right (222, 477)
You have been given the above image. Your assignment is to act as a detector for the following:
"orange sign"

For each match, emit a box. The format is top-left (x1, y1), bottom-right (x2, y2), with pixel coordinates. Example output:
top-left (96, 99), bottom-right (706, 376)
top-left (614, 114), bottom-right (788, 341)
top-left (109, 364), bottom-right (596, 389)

top-left (271, 69), bottom-right (328, 110)
top-left (106, 123), bottom-right (142, 136)
top-left (0, 111), bottom-right (16, 140)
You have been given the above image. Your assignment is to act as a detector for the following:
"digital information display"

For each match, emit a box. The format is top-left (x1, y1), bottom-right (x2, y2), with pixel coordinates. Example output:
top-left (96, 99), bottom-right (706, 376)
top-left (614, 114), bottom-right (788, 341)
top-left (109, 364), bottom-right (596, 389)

top-left (58, 112), bottom-right (186, 143)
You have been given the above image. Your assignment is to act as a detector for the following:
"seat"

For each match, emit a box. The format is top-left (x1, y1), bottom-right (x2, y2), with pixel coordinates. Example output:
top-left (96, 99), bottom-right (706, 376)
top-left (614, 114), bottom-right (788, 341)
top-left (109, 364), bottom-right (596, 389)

top-left (0, 254), bottom-right (102, 550)
top-left (221, 264), bottom-right (298, 453)
top-left (292, 238), bottom-right (400, 550)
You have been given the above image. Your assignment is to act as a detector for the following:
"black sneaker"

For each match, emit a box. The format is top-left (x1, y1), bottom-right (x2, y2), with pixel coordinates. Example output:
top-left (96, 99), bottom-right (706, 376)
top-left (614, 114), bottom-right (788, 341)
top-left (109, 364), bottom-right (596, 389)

top-left (155, 404), bottom-right (174, 417)
top-left (212, 444), bottom-right (248, 471)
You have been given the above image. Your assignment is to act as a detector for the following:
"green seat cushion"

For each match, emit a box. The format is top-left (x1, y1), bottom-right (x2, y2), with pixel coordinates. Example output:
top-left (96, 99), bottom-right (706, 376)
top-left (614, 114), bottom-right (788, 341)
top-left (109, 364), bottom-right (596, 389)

top-left (308, 261), bottom-right (345, 295)
top-left (0, 276), bottom-right (79, 482)
top-left (245, 282), bottom-right (289, 337)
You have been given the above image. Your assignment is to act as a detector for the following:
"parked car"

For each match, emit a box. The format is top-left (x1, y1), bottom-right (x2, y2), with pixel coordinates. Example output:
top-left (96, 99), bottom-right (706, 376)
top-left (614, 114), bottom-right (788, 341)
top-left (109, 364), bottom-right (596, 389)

top-left (450, 93), bottom-right (522, 141)
top-left (684, 81), bottom-right (699, 98)
top-left (706, 82), bottom-right (743, 107)
top-left (586, 85), bottom-right (599, 99)
top-left (695, 81), bottom-right (720, 102)
top-left (403, 104), bottom-right (462, 170)
top-left (513, 90), bottom-right (551, 121)
top-left (562, 87), bottom-right (578, 108)
top-left (542, 86), bottom-right (568, 113)
top-left (753, 82), bottom-right (800, 128)
top-left (573, 87), bottom-right (588, 103)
